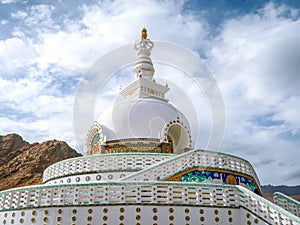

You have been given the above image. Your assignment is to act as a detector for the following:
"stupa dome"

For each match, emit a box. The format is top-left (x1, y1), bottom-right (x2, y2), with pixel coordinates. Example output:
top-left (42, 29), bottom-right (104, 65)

top-left (84, 28), bottom-right (193, 155)
top-left (98, 97), bottom-right (192, 150)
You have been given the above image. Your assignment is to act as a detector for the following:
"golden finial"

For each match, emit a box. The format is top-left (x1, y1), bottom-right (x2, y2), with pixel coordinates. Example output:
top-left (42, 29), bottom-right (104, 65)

top-left (141, 28), bottom-right (147, 39)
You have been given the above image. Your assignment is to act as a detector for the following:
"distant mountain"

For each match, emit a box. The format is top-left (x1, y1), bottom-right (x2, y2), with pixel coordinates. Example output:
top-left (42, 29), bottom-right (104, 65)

top-left (261, 185), bottom-right (300, 202)
top-left (262, 185), bottom-right (300, 196)
top-left (0, 133), bottom-right (81, 191)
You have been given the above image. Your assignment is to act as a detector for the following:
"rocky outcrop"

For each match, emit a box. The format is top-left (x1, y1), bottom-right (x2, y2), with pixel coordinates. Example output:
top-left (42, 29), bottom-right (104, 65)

top-left (0, 133), bottom-right (81, 191)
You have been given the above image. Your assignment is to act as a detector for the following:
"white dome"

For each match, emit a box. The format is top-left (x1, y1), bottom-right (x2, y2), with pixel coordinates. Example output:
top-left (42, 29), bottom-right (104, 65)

top-left (96, 98), bottom-right (193, 153)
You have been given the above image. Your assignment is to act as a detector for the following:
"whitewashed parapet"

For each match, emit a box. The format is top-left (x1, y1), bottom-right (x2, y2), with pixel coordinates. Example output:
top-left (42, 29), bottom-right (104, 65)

top-left (0, 183), bottom-right (239, 210)
top-left (238, 186), bottom-right (300, 224)
top-left (43, 153), bottom-right (173, 183)
top-left (274, 192), bottom-right (300, 218)
top-left (0, 183), bottom-right (299, 225)
top-left (123, 150), bottom-right (260, 190)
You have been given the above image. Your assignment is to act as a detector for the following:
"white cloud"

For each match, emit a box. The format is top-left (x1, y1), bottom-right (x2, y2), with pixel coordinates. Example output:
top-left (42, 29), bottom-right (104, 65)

top-left (0, 0), bottom-right (211, 79)
top-left (208, 2), bottom-right (300, 184)
top-left (0, 0), bottom-right (22, 4)
top-left (272, 97), bottom-right (300, 134)
top-left (0, 37), bottom-right (37, 74)
top-left (0, 20), bottom-right (8, 25)
top-left (10, 10), bottom-right (27, 19)
top-left (11, 4), bottom-right (56, 29)
top-left (0, 77), bottom-right (44, 102)
top-left (0, 75), bottom-right (75, 148)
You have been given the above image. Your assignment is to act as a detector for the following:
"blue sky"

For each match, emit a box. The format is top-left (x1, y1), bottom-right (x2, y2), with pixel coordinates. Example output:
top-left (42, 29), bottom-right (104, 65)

top-left (0, 0), bottom-right (299, 185)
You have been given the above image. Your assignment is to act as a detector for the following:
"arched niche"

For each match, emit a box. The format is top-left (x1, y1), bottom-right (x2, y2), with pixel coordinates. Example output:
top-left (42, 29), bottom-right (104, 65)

top-left (167, 123), bottom-right (190, 154)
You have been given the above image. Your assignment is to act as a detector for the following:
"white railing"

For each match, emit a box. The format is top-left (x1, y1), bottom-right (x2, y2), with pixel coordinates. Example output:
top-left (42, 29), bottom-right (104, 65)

top-left (43, 153), bottom-right (173, 183)
top-left (0, 183), bottom-right (299, 224)
top-left (123, 149), bottom-right (260, 191)
top-left (43, 150), bottom-right (260, 187)
top-left (237, 186), bottom-right (300, 224)
top-left (0, 183), bottom-right (239, 210)
top-left (274, 192), bottom-right (300, 218)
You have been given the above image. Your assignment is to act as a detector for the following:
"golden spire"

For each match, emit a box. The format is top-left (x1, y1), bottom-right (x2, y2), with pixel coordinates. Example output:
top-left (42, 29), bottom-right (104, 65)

top-left (141, 28), bottom-right (147, 39)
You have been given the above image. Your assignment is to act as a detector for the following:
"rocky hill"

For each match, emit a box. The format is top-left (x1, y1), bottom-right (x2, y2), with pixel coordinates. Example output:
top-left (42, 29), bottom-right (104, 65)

top-left (261, 185), bottom-right (300, 202)
top-left (0, 133), bottom-right (81, 191)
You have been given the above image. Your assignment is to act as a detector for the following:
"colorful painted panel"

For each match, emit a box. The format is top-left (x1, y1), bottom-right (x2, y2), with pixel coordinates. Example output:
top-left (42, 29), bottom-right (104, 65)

top-left (166, 168), bottom-right (259, 194)
top-left (103, 142), bottom-right (173, 154)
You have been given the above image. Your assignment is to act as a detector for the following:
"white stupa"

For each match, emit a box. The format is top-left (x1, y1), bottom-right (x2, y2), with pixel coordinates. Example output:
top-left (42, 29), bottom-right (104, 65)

top-left (0, 28), bottom-right (299, 225)
top-left (84, 28), bottom-right (192, 156)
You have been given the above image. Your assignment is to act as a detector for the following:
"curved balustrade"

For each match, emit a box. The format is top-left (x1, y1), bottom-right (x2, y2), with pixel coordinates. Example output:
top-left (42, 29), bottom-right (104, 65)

top-left (45, 171), bottom-right (135, 185)
top-left (238, 186), bottom-right (300, 224)
top-left (0, 183), bottom-right (299, 225)
top-left (123, 149), bottom-right (261, 192)
top-left (43, 153), bottom-right (173, 183)
top-left (274, 192), bottom-right (300, 217)
top-left (0, 183), bottom-right (238, 210)
top-left (43, 150), bottom-right (260, 189)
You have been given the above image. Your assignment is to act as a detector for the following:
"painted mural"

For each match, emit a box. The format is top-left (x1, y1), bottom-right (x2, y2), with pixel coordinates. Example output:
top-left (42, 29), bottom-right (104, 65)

top-left (165, 167), bottom-right (259, 194)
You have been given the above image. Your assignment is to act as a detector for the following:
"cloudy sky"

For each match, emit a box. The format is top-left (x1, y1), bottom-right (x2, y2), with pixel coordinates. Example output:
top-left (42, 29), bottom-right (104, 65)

top-left (0, 0), bottom-right (299, 185)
